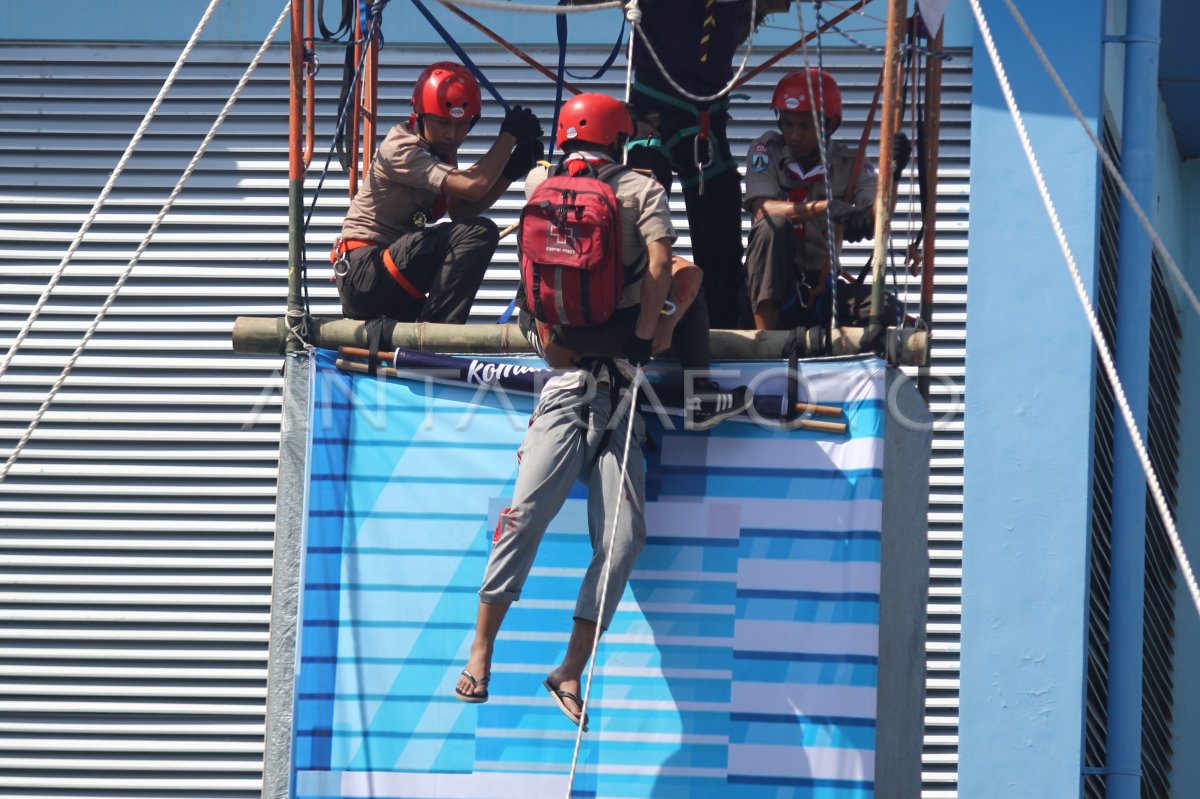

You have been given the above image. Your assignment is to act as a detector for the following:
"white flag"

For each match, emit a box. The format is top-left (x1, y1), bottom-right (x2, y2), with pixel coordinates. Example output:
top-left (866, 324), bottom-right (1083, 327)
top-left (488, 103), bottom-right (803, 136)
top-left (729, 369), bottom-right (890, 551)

top-left (917, 0), bottom-right (949, 35)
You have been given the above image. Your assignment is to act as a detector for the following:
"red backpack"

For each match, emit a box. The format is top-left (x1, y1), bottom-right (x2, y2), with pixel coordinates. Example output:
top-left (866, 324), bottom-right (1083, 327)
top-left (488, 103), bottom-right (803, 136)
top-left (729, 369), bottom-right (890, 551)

top-left (518, 161), bottom-right (633, 327)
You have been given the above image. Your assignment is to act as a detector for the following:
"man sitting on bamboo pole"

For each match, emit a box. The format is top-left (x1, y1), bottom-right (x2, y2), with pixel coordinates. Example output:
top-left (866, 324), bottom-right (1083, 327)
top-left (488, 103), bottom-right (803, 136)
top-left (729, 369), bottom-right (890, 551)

top-left (331, 61), bottom-right (544, 324)
top-left (743, 68), bottom-right (910, 331)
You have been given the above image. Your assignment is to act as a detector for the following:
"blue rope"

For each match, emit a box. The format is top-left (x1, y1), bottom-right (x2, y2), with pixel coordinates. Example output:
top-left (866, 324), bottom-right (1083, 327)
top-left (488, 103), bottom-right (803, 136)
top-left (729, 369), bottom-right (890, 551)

top-left (498, 295), bottom-right (519, 324)
top-left (552, 4), bottom-right (569, 159)
top-left (563, 15), bottom-right (626, 81)
top-left (410, 0), bottom-right (510, 112)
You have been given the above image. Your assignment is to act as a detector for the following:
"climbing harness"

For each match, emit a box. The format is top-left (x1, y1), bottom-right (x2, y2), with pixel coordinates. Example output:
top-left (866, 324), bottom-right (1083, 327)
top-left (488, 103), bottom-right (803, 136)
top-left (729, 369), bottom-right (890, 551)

top-left (627, 81), bottom-right (745, 191)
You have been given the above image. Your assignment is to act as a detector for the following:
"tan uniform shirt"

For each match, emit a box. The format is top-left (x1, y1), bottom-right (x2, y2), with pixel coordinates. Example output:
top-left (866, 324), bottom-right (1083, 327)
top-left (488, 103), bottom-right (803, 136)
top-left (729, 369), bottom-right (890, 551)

top-left (340, 122), bottom-right (455, 243)
top-left (743, 133), bottom-right (878, 269)
top-left (524, 152), bottom-right (676, 309)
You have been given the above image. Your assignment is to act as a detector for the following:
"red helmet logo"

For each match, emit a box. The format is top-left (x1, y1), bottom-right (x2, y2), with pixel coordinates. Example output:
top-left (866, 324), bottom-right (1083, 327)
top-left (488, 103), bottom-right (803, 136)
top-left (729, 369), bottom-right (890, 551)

top-left (410, 61), bottom-right (482, 123)
top-left (556, 93), bottom-right (634, 149)
top-left (772, 68), bottom-right (842, 120)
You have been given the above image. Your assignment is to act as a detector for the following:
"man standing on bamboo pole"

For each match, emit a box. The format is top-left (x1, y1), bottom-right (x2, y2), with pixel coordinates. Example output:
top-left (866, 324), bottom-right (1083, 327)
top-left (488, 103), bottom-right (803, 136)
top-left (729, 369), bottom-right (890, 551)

top-left (331, 61), bottom-right (545, 323)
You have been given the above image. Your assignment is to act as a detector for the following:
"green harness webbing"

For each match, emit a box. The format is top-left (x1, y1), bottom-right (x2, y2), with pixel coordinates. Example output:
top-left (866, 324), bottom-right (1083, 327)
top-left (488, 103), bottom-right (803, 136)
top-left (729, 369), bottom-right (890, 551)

top-left (628, 82), bottom-right (748, 189)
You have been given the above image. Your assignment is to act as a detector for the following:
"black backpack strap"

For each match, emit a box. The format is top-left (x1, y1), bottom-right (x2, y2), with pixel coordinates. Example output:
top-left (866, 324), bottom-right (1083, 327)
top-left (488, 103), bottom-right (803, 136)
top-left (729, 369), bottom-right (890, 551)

top-left (594, 162), bottom-right (631, 182)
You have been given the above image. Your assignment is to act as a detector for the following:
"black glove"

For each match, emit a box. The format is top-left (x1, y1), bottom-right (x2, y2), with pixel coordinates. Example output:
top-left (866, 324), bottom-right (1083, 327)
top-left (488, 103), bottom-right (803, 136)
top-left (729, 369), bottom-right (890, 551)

top-left (499, 104), bottom-right (544, 144)
top-left (892, 132), bottom-right (912, 180)
top-left (841, 208), bottom-right (875, 243)
top-left (826, 198), bottom-right (857, 223)
top-left (624, 333), bottom-right (653, 368)
top-left (502, 138), bottom-right (545, 181)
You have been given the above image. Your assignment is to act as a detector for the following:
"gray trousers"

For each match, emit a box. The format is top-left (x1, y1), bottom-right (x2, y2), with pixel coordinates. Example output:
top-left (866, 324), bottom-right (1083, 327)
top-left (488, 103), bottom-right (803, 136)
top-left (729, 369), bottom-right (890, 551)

top-left (479, 384), bottom-right (647, 630)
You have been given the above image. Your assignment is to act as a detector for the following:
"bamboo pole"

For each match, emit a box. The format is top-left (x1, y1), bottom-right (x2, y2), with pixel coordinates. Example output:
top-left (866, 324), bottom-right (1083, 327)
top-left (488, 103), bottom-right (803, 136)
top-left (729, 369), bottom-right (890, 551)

top-left (361, 11), bottom-right (380, 178)
top-left (232, 316), bottom-right (929, 364)
top-left (866, 0), bottom-right (908, 329)
top-left (348, 11), bottom-right (364, 198)
top-left (286, 1), bottom-right (306, 354)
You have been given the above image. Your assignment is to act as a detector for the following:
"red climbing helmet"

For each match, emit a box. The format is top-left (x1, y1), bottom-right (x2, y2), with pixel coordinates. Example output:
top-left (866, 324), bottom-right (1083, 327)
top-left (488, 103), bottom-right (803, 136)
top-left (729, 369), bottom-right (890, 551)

top-left (772, 68), bottom-right (843, 120)
top-left (556, 93), bottom-right (634, 149)
top-left (410, 61), bottom-right (482, 124)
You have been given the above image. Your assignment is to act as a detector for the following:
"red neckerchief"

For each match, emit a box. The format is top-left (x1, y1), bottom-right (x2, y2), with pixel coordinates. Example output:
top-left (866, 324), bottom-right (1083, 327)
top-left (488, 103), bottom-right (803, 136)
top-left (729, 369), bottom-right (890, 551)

top-left (564, 152), bottom-right (612, 176)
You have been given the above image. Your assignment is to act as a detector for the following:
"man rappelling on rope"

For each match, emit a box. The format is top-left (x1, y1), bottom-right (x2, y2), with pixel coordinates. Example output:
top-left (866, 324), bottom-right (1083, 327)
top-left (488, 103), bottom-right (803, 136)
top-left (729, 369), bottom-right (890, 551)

top-left (454, 94), bottom-right (751, 728)
top-left (743, 68), bottom-right (910, 330)
top-left (331, 61), bottom-right (545, 323)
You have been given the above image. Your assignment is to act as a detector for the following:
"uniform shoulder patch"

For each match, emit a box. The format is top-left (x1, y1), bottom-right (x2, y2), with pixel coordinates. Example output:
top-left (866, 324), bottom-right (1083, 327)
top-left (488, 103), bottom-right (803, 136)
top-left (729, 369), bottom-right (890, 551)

top-left (749, 139), bottom-right (771, 172)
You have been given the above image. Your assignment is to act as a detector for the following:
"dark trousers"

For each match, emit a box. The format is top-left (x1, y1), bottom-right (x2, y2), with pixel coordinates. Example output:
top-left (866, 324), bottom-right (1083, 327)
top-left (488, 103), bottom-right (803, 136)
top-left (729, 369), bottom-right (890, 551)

top-left (336, 216), bottom-right (498, 323)
top-left (627, 80), bottom-right (749, 330)
top-left (744, 214), bottom-right (828, 329)
top-left (552, 294), bottom-right (712, 376)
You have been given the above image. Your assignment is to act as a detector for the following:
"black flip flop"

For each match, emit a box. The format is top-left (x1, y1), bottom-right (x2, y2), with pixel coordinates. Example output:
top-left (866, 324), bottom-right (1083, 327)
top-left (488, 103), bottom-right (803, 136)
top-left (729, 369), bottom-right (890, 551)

top-left (543, 679), bottom-right (589, 732)
top-left (454, 669), bottom-right (490, 704)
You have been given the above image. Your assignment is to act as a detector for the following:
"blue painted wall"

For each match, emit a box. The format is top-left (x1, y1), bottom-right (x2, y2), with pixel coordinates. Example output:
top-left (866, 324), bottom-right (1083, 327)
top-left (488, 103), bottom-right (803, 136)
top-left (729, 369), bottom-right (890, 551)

top-left (0, 0), bottom-right (975, 47)
top-left (959, 1), bottom-right (1106, 796)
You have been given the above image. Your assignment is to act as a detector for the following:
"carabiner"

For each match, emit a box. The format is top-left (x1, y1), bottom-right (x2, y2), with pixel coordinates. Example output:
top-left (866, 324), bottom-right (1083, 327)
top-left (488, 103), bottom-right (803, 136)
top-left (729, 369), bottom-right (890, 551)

top-left (693, 133), bottom-right (714, 196)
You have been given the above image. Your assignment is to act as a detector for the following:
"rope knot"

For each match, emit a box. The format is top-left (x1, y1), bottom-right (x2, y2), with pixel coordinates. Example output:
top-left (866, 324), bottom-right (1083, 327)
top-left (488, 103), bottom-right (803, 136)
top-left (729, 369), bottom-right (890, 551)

top-left (624, 0), bottom-right (642, 24)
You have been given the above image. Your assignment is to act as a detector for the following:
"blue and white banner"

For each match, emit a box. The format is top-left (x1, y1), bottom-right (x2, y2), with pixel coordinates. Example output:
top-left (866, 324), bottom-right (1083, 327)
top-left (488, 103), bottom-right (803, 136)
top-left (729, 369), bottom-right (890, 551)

top-left (292, 348), bottom-right (887, 798)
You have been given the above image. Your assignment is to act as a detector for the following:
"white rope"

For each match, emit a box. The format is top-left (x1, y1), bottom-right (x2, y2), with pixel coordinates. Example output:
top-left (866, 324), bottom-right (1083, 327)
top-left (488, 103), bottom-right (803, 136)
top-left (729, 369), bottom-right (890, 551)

top-left (795, 1), bottom-right (841, 323)
top-left (0, 1), bottom-right (291, 486)
top-left (0, 0), bottom-right (223, 383)
top-left (564, 372), bottom-right (643, 797)
top-left (623, 0), bottom-right (639, 105)
top-left (999, 0), bottom-right (1200, 321)
top-left (967, 0), bottom-right (1200, 620)
top-left (630, 0), bottom-right (757, 104)
top-left (447, 0), bottom-right (622, 12)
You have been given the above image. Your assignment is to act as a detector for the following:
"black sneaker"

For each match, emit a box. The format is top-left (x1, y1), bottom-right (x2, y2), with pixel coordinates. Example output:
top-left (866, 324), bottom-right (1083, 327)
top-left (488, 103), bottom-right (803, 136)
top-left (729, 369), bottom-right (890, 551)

top-left (686, 383), bottom-right (753, 431)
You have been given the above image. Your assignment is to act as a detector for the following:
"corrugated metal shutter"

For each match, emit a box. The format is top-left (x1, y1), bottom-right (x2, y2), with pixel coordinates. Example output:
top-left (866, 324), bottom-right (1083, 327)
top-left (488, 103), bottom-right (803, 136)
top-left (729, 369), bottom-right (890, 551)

top-left (0, 40), bottom-right (969, 797)
top-left (1084, 118), bottom-right (1181, 799)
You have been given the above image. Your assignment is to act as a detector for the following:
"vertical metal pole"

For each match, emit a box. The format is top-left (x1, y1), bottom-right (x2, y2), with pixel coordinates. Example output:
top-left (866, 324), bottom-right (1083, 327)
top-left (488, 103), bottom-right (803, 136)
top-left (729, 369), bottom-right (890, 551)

top-left (348, 11), bottom-right (364, 198)
top-left (362, 17), bottom-right (380, 181)
top-left (918, 25), bottom-right (943, 397)
top-left (303, 0), bottom-right (315, 169)
top-left (287, 0), bottom-right (306, 353)
top-left (867, 0), bottom-right (908, 327)
top-left (1104, 0), bottom-right (1161, 795)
